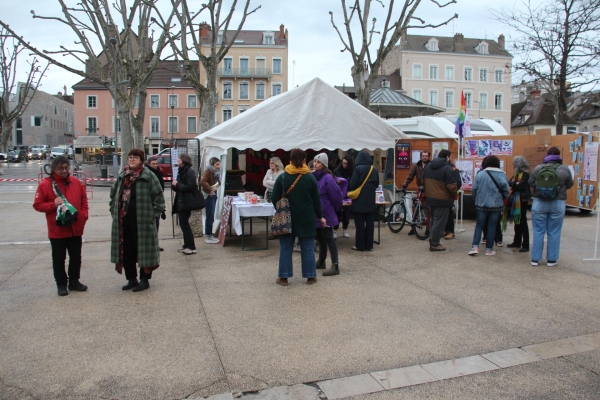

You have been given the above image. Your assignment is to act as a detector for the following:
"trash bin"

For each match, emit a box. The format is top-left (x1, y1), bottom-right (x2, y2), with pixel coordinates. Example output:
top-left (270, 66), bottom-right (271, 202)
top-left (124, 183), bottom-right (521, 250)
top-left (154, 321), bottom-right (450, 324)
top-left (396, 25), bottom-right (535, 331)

top-left (100, 165), bottom-right (108, 179)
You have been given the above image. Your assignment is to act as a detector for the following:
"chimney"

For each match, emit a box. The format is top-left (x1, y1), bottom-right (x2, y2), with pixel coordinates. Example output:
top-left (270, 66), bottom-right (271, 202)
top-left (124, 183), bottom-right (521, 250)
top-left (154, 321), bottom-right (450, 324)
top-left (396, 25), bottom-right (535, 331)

top-left (498, 34), bottom-right (505, 50)
top-left (57, 92), bottom-right (63, 98)
top-left (280, 24), bottom-right (285, 39)
top-left (530, 89), bottom-right (541, 99)
top-left (453, 33), bottom-right (464, 52)
top-left (381, 79), bottom-right (390, 88)
top-left (200, 22), bottom-right (211, 37)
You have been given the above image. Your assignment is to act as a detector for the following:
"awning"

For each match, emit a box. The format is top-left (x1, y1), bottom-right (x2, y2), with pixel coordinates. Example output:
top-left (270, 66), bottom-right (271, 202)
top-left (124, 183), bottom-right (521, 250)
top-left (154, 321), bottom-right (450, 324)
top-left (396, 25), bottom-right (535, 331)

top-left (73, 136), bottom-right (103, 148)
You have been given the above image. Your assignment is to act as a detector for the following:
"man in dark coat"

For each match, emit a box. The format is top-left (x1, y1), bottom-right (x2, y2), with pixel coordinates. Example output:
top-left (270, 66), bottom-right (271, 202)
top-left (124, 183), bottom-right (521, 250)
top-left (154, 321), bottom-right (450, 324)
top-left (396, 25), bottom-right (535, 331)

top-left (423, 149), bottom-right (458, 251)
top-left (147, 156), bottom-right (166, 251)
top-left (400, 150), bottom-right (430, 235)
top-left (348, 151), bottom-right (379, 251)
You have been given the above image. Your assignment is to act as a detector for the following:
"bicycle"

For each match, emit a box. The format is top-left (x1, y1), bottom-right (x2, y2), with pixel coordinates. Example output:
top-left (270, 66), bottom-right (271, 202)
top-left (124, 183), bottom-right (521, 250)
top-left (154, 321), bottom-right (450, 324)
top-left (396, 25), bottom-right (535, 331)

top-left (387, 187), bottom-right (431, 240)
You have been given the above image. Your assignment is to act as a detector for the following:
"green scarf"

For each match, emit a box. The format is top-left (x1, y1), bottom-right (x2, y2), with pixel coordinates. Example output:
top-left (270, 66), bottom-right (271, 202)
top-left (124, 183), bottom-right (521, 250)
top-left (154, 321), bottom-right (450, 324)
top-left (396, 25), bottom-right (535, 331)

top-left (510, 172), bottom-right (523, 225)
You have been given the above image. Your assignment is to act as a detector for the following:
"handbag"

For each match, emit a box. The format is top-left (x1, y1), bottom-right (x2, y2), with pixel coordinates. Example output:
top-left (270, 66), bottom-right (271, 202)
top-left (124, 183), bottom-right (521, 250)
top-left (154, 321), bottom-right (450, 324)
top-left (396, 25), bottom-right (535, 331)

top-left (270, 174), bottom-right (302, 237)
top-left (347, 166), bottom-right (373, 200)
top-left (485, 170), bottom-right (508, 205)
top-left (185, 187), bottom-right (206, 211)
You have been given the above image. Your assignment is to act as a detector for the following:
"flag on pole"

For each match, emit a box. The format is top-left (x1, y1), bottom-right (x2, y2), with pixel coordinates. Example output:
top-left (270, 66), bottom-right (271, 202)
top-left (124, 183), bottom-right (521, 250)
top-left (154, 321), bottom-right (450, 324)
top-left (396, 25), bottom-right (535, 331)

top-left (454, 91), bottom-right (472, 139)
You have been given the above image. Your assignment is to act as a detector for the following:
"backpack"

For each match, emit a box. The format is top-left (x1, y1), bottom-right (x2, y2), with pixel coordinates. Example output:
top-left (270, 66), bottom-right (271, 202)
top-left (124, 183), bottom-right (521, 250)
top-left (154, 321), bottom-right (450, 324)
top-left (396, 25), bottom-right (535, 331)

top-left (533, 163), bottom-right (560, 199)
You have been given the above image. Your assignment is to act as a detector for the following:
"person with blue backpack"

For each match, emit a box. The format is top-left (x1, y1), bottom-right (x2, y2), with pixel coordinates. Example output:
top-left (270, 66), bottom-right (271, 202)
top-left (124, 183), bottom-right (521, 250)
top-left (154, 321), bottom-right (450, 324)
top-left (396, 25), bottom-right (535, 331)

top-left (528, 146), bottom-right (574, 267)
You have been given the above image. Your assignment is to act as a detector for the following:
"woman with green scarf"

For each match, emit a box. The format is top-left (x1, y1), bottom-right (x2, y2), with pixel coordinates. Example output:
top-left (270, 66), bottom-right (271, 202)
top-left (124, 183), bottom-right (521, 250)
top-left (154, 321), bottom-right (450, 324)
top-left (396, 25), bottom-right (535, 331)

top-left (506, 156), bottom-right (531, 252)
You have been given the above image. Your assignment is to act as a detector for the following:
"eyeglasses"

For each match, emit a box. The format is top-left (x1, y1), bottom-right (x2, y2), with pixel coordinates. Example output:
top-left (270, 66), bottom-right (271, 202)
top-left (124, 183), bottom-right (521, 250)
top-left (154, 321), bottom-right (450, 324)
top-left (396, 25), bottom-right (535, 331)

top-left (128, 156), bottom-right (140, 160)
top-left (57, 166), bottom-right (70, 171)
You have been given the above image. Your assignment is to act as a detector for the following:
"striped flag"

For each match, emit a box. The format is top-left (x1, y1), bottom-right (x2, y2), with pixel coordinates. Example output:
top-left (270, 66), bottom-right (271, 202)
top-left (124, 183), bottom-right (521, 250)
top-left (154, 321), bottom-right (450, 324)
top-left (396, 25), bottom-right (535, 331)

top-left (454, 91), bottom-right (472, 139)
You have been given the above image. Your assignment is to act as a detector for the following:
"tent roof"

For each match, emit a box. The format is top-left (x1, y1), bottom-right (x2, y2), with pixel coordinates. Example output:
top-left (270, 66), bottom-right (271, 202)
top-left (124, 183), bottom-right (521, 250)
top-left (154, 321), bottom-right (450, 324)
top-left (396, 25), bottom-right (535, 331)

top-left (197, 78), bottom-right (407, 153)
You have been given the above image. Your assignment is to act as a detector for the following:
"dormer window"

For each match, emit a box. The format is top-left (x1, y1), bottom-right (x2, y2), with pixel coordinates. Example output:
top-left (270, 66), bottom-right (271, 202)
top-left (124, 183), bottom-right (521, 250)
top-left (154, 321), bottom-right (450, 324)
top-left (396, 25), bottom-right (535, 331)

top-left (263, 33), bottom-right (274, 45)
top-left (426, 38), bottom-right (439, 51)
top-left (217, 33), bottom-right (223, 44)
top-left (476, 41), bottom-right (489, 54)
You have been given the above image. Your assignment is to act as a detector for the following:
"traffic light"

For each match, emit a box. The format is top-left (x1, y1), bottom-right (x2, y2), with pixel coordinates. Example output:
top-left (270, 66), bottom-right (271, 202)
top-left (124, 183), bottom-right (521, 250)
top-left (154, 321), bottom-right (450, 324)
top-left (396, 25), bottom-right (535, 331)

top-left (110, 139), bottom-right (115, 146)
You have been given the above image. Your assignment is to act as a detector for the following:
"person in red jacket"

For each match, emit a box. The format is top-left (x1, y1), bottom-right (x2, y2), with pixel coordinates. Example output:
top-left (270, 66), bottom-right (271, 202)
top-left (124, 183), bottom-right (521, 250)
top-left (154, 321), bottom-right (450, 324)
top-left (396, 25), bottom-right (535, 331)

top-left (33, 156), bottom-right (89, 296)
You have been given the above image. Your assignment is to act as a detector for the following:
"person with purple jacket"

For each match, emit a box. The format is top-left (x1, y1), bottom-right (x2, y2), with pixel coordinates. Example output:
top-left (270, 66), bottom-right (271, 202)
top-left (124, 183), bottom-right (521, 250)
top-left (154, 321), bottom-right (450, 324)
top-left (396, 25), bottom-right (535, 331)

top-left (313, 153), bottom-right (344, 276)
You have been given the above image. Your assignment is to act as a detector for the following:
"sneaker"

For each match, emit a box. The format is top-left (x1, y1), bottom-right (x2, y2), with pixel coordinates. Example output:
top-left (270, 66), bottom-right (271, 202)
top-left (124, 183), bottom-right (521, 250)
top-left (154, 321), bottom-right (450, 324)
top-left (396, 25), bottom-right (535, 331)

top-left (159, 247), bottom-right (164, 252)
top-left (276, 278), bottom-right (288, 286)
top-left (429, 244), bottom-right (446, 252)
top-left (481, 239), bottom-right (487, 244)
top-left (519, 248), bottom-right (529, 253)
top-left (496, 242), bottom-right (503, 247)
top-left (183, 248), bottom-right (194, 255)
top-left (468, 247), bottom-right (479, 256)
top-left (343, 231), bottom-right (350, 238)
top-left (444, 232), bottom-right (455, 240)
top-left (205, 236), bottom-right (220, 244)
top-left (333, 231), bottom-right (338, 239)
top-left (178, 248), bottom-right (197, 254)
top-left (408, 229), bottom-right (416, 236)
top-left (531, 260), bottom-right (539, 266)
top-left (547, 261), bottom-right (558, 267)
top-left (293, 244), bottom-right (301, 252)
top-left (485, 250), bottom-right (496, 256)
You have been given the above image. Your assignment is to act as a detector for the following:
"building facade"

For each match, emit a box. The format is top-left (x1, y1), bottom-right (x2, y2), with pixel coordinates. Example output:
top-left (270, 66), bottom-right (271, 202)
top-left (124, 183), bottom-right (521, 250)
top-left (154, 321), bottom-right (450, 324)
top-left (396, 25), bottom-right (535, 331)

top-left (382, 33), bottom-right (513, 133)
top-left (7, 85), bottom-right (74, 147)
top-left (72, 61), bottom-right (200, 155)
top-left (199, 25), bottom-right (289, 125)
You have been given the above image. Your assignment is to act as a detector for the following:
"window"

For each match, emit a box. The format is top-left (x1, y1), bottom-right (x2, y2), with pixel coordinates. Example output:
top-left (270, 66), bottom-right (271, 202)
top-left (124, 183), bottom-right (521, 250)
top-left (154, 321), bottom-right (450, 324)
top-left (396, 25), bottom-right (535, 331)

top-left (429, 65), bottom-right (438, 80)
top-left (263, 34), bottom-right (274, 44)
top-left (150, 117), bottom-right (160, 138)
top-left (495, 69), bottom-right (503, 83)
top-left (429, 90), bottom-right (438, 106)
top-left (168, 116), bottom-right (178, 133)
top-left (478, 43), bottom-right (488, 54)
top-left (223, 82), bottom-right (232, 99)
top-left (240, 58), bottom-right (249, 75)
top-left (256, 58), bottom-right (266, 75)
top-left (428, 40), bottom-right (438, 51)
top-left (273, 58), bottom-right (282, 74)
top-left (413, 89), bottom-right (422, 102)
top-left (187, 95), bottom-right (197, 108)
top-left (223, 109), bottom-right (232, 122)
top-left (256, 83), bottom-right (265, 100)
top-left (239, 83), bottom-right (249, 100)
top-left (495, 94), bottom-right (503, 110)
top-left (87, 117), bottom-right (97, 134)
top-left (64, 110), bottom-right (68, 118)
top-left (464, 67), bottom-right (473, 81)
top-left (54, 105), bottom-right (57, 114)
top-left (479, 93), bottom-right (488, 110)
top-left (33, 116), bottom-right (42, 126)
top-left (168, 94), bottom-right (178, 108)
top-left (445, 66), bottom-right (454, 81)
top-left (217, 33), bottom-right (223, 44)
top-left (187, 117), bottom-right (197, 133)
top-left (223, 58), bottom-right (233, 75)
top-left (445, 90), bottom-right (454, 108)
top-left (113, 116), bottom-right (121, 133)
top-left (464, 92), bottom-right (472, 109)
top-left (479, 68), bottom-right (488, 82)
top-left (272, 83), bottom-right (282, 96)
top-left (413, 64), bottom-right (422, 79)
top-left (87, 96), bottom-right (97, 108)
top-left (150, 95), bottom-right (160, 108)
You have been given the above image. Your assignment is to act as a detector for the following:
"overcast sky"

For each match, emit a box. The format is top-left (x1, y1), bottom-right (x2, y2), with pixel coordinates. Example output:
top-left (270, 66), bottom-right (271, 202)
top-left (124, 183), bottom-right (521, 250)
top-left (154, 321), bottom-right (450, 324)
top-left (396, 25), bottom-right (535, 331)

top-left (0, 0), bottom-right (535, 95)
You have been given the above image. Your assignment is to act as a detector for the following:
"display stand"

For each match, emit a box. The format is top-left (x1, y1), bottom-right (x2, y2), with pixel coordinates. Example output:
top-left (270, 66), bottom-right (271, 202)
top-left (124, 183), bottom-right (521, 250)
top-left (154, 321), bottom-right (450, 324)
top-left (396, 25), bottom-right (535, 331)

top-left (583, 135), bottom-right (600, 262)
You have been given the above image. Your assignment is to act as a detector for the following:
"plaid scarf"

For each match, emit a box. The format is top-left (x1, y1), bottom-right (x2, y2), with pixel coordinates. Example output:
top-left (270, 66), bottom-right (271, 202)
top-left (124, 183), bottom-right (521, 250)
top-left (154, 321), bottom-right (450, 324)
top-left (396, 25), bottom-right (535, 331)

top-left (115, 165), bottom-right (143, 274)
top-left (510, 172), bottom-right (523, 225)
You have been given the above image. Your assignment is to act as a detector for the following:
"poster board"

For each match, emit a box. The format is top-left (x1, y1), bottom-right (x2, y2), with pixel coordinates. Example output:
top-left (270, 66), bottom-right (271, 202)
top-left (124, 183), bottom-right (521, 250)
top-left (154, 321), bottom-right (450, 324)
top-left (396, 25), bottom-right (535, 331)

top-left (462, 133), bottom-right (598, 210)
top-left (218, 196), bottom-right (233, 246)
top-left (394, 138), bottom-right (458, 192)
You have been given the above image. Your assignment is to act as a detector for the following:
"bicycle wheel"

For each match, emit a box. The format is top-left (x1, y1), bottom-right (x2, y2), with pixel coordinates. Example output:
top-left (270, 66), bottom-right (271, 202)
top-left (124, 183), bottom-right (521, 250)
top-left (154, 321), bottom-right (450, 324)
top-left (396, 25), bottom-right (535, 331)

top-left (414, 205), bottom-right (431, 240)
top-left (387, 200), bottom-right (407, 233)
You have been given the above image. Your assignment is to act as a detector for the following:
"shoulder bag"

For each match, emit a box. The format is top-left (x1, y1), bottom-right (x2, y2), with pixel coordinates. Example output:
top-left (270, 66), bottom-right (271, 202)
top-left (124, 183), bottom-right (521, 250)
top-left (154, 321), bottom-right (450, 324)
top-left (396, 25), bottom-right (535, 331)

top-left (347, 166), bottom-right (374, 200)
top-left (485, 170), bottom-right (508, 205)
top-left (182, 170), bottom-right (206, 211)
top-left (270, 174), bottom-right (302, 237)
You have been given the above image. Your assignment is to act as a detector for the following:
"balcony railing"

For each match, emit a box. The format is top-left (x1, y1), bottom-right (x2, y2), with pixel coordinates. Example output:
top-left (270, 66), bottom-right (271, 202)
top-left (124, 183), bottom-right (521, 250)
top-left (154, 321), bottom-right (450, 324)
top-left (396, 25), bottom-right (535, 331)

top-left (86, 128), bottom-right (98, 135)
top-left (217, 68), bottom-right (272, 78)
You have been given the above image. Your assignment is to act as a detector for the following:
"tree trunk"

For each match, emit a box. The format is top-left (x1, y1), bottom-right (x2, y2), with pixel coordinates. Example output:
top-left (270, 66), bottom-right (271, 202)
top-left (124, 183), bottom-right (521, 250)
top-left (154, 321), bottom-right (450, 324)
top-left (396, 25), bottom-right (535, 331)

top-left (200, 62), bottom-right (217, 133)
top-left (118, 108), bottom-right (133, 166)
top-left (1, 123), bottom-right (13, 153)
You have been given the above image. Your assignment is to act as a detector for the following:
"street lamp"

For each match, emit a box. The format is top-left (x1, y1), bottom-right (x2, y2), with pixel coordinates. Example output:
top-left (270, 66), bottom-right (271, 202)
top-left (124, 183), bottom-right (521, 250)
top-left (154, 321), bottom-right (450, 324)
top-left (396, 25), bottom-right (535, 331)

top-left (170, 85), bottom-right (175, 144)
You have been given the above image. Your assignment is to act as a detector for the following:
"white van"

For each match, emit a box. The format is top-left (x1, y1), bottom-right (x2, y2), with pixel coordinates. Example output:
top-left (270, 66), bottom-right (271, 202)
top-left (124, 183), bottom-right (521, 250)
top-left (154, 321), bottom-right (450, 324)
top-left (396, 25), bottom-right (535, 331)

top-left (50, 147), bottom-right (68, 159)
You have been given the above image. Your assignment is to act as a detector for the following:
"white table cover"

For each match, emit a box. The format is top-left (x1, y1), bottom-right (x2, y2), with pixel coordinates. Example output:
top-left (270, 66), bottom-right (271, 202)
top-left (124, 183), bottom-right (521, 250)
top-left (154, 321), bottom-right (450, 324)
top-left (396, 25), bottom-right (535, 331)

top-left (231, 197), bottom-right (276, 235)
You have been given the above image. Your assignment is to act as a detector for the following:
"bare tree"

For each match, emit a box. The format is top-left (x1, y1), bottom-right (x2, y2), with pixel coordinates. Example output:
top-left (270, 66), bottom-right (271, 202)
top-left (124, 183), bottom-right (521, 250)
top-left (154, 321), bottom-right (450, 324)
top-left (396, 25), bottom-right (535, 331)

top-left (492, 0), bottom-right (600, 135)
top-left (0, 0), bottom-right (180, 161)
top-left (329, 0), bottom-right (457, 108)
top-left (0, 27), bottom-right (49, 152)
top-left (154, 0), bottom-right (259, 133)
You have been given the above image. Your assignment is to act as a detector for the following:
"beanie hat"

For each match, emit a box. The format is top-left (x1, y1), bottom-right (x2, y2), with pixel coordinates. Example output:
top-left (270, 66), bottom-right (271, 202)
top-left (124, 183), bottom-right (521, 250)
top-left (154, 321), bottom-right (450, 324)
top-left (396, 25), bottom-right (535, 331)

top-left (314, 153), bottom-right (328, 167)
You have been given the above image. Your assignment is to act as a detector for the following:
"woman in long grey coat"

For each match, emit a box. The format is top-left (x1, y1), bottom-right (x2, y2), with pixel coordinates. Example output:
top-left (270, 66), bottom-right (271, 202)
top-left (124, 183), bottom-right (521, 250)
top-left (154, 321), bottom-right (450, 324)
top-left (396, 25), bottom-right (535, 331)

top-left (110, 148), bottom-right (165, 292)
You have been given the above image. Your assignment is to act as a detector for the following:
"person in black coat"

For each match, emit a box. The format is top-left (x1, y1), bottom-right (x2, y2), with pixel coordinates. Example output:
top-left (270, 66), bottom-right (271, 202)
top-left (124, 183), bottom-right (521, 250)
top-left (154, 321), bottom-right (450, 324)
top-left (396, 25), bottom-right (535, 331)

top-left (172, 153), bottom-right (198, 255)
top-left (507, 156), bottom-right (531, 252)
top-left (443, 161), bottom-right (462, 239)
top-left (348, 151), bottom-right (379, 251)
top-left (147, 156), bottom-right (166, 251)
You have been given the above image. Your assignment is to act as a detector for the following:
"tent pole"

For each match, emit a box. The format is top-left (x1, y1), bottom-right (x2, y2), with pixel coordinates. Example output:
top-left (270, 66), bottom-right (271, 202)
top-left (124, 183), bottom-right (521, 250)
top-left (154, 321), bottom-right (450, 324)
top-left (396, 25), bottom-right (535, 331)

top-left (583, 138), bottom-right (600, 261)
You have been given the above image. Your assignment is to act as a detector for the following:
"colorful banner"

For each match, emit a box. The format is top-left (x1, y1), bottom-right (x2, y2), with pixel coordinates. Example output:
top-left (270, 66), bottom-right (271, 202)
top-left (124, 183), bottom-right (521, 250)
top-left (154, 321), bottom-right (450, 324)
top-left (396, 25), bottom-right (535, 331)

top-left (583, 142), bottom-right (598, 181)
top-left (396, 143), bottom-right (411, 169)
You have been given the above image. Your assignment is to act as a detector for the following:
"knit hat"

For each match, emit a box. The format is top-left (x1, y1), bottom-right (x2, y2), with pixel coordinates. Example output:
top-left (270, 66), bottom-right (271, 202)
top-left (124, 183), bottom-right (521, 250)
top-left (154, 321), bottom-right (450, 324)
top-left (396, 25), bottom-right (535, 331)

top-left (314, 153), bottom-right (328, 167)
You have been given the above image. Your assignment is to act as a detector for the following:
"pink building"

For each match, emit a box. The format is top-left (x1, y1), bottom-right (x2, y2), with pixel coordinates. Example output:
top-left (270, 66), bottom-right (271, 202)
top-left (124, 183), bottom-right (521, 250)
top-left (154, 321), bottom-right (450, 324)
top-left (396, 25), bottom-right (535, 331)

top-left (72, 61), bottom-right (200, 156)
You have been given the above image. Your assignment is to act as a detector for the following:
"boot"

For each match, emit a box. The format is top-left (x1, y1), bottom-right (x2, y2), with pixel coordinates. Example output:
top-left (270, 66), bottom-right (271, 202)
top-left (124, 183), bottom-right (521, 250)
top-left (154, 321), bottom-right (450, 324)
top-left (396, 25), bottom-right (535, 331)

top-left (132, 277), bottom-right (149, 292)
top-left (68, 280), bottom-right (88, 291)
top-left (57, 283), bottom-right (68, 296)
top-left (323, 263), bottom-right (339, 276)
top-left (122, 279), bottom-right (139, 290)
top-left (316, 259), bottom-right (327, 269)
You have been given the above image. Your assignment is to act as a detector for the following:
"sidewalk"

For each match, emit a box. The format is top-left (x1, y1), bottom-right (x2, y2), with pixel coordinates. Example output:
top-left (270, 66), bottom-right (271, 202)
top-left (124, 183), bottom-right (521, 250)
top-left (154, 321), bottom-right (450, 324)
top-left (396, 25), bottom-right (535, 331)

top-left (0, 185), bottom-right (599, 399)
